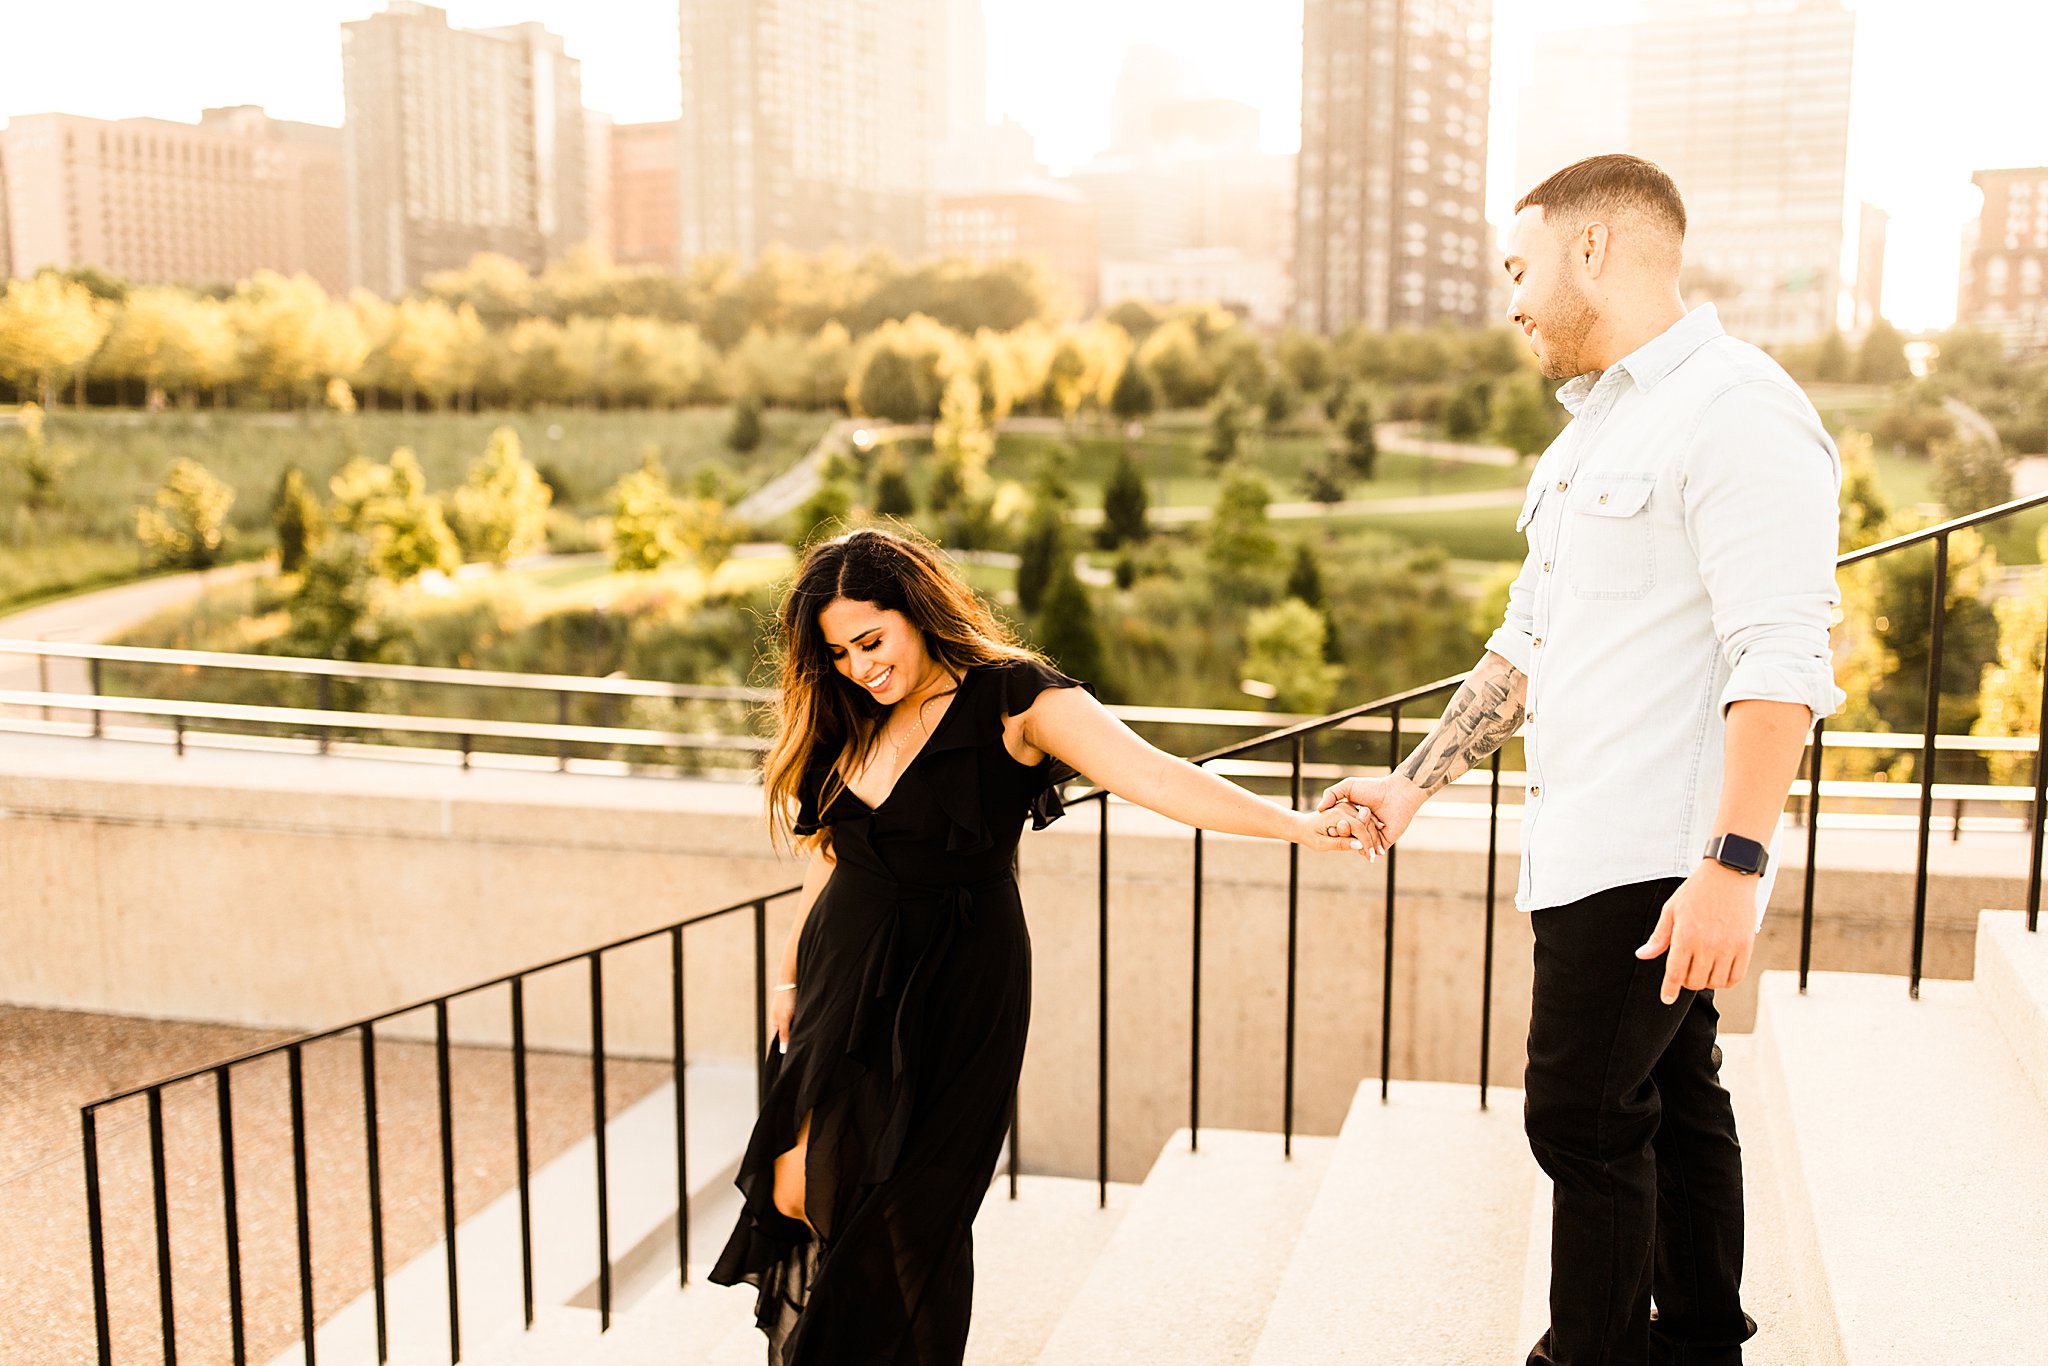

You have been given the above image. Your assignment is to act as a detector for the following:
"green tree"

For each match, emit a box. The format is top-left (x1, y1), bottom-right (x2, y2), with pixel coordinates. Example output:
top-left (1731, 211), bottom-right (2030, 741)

top-left (449, 426), bottom-right (552, 566)
top-left (928, 373), bottom-right (993, 514)
top-left (1015, 501), bottom-right (1067, 616)
top-left (1856, 318), bottom-right (1912, 385)
top-left (1033, 560), bottom-right (1107, 687)
top-left (273, 466), bottom-right (324, 575)
top-left (873, 450), bottom-right (916, 517)
top-left (1487, 373), bottom-right (1561, 457)
top-left (1298, 453), bottom-right (1349, 508)
top-left (6, 403), bottom-right (73, 511)
top-left (1097, 448), bottom-right (1150, 550)
top-left (1109, 358), bottom-right (1158, 425)
top-left (0, 274), bottom-right (109, 406)
top-left (727, 393), bottom-right (765, 453)
top-left (1285, 541), bottom-right (1341, 663)
top-left (1336, 394), bottom-right (1379, 478)
top-left (281, 533), bottom-right (406, 665)
top-left (136, 458), bottom-right (236, 569)
top-left (1930, 435), bottom-right (2013, 516)
top-left (1203, 390), bottom-right (1249, 468)
top-left (1274, 329), bottom-right (1333, 396)
top-left (1974, 527), bottom-right (2048, 786)
top-left (1837, 430), bottom-right (1892, 552)
top-left (1812, 330), bottom-right (1852, 383)
top-left (330, 448), bottom-right (460, 581)
top-left (792, 479), bottom-right (854, 549)
top-left (1442, 378), bottom-right (1492, 440)
top-left (1206, 464), bottom-right (1280, 597)
top-left (607, 450), bottom-right (684, 572)
top-left (1244, 598), bottom-right (1343, 713)
top-left (1263, 379), bottom-right (1301, 430)
top-left (676, 496), bottom-right (743, 591)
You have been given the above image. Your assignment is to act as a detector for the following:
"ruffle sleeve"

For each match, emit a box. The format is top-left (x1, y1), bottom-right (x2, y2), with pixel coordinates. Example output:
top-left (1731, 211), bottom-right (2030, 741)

top-left (991, 655), bottom-right (1092, 830)
top-left (791, 748), bottom-right (835, 837)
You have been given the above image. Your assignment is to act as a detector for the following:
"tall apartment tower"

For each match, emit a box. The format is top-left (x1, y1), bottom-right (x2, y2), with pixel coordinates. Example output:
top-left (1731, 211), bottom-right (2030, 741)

top-left (341, 2), bottom-right (588, 297)
top-left (677, 0), bottom-right (944, 264)
top-left (1630, 0), bottom-right (1854, 343)
top-left (1294, 0), bottom-right (1493, 333)
top-left (1959, 168), bottom-right (2048, 355)
top-left (0, 108), bottom-right (346, 291)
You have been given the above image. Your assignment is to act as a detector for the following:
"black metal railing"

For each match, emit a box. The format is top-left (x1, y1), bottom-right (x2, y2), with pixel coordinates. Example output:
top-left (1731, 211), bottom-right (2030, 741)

top-left (79, 887), bottom-right (800, 1366)
top-left (75, 491), bottom-right (2048, 1360)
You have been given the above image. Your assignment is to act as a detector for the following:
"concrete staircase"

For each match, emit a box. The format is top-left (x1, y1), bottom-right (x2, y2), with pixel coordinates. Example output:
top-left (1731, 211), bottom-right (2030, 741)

top-left (433, 911), bottom-right (2048, 1366)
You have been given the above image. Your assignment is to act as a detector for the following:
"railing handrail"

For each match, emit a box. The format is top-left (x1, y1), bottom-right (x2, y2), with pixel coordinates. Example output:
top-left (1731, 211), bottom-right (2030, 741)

top-left (1836, 488), bottom-right (2048, 566)
top-left (81, 885), bottom-right (801, 1112)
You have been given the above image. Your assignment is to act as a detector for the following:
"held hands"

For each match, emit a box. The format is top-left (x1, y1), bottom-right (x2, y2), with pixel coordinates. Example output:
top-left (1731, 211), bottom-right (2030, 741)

top-left (1635, 863), bottom-right (1759, 1004)
top-left (1316, 775), bottom-right (1427, 861)
top-left (1290, 799), bottom-right (1387, 854)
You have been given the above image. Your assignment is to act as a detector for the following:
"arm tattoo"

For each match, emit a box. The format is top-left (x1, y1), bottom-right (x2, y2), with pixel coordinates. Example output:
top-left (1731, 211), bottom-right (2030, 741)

top-left (1396, 659), bottom-right (1528, 794)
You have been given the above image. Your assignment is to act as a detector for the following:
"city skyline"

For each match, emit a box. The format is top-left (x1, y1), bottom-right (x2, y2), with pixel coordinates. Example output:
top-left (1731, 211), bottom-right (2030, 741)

top-left (3, 0), bottom-right (2045, 330)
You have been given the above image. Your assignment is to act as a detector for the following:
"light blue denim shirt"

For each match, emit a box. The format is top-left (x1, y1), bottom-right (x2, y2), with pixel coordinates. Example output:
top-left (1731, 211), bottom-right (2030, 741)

top-left (1483, 304), bottom-right (1847, 916)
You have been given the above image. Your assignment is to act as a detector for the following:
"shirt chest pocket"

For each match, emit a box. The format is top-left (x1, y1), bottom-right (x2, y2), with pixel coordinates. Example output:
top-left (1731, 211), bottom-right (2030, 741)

top-left (1565, 474), bottom-right (1657, 599)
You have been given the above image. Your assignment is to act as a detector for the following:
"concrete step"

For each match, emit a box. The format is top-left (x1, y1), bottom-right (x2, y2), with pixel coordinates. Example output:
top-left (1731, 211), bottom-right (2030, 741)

top-left (1755, 970), bottom-right (2048, 1365)
top-left (280, 1064), bottom-right (756, 1366)
top-left (1513, 1033), bottom-right (1846, 1365)
top-left (1976, 909), bottom-right (2048, 1110)
top-left (682, 1173), bottom-right (1132, 1366)
top-left (1034, 1129), bottom-right (1336, 1366)
top-left (1251, 1081), bottom-right (1537, 1366)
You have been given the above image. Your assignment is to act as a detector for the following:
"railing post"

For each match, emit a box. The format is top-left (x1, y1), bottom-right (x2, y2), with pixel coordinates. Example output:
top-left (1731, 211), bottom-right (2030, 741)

top-left (752, 901), bottom-right (769, 1108)
top-left (1911, 533), bottom-right (1950, 999)
top-left (590, 953), bottom-right (612, 1330)
top-left (1801, 719), bottom-right (1824, 992)
top-left (1189, 827), bottom-right (1204, 1153)
top-left (1480, 750), bottom-right (1502, 1110)
top-left (84, 1107), bottom-right (112, 1366)
top-left (557, 690), bottom-right (571, 771)
top-left (149, 1088), bottom-right (177, 1366)
top-left (2029, 657), bottom-right (2047, 933)
top-left (433, 1005), bottom-right (460, 1364)
top-left (670, 930), bottom-right (690, 1284)
top-left (360, 1025), bottom-right (389, 1363)
top-left (1097, 796), bottom-right (1110, 1209)
top-left (510, 985), bottom-right (534, 1324)
top-left (89, 657), bottom-right (103, 738)
top-left (289, 1046), bottom-right (317, 1366)
top-left (1283, 737), bottom-right (1302, 1157)
top-left (317, 674), bottom-right (332, 755)
top-left (1381, 705), bottom-right (1401, 1101)
top-left (217, 1068), bottom-right (248, 1366)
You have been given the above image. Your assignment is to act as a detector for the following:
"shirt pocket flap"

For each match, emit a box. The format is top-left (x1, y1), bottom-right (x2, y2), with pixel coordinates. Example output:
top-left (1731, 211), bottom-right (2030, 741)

top-left (1569, 474), bottom-right (1655, 518)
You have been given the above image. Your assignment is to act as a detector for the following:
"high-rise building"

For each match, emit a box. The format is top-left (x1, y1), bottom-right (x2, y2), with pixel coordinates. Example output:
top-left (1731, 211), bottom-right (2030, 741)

top-left (1293, 0), bottom-right (1493, 333)
top-left (1512, 0), bottom-right (1855, 345)
top-left (1629, 0), bottom-right (1854, 343)
top-left (677, 0), bottom-right (944, 264)
top-left (0, 140), bottom-right (14, 279)
top-left (585, 111), bottom-right (615, 260)
top-left (935, 188), bottom-right (1098, 316)
top-left (1959, 167), bottom-right (2048, 355)
top-left (341, 2), bottom-right (588, 297)
top-left (1854, 202), bottom-right (1888, 333)
top-left (0, 107), bottom-right (345, 291)
top-left (612, 120), bottom-right (681, 271)
top-left (942, 0), bottom-right (987, 145)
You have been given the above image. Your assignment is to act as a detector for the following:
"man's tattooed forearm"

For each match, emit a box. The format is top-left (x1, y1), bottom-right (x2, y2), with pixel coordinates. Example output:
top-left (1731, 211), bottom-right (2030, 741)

top-left (1396, 664), bottom-right (1527, 794)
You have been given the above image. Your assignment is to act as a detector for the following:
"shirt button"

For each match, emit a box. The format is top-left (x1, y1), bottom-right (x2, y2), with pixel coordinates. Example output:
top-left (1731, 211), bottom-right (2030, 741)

top-left (1555, 480), bottom-right (1568, 492)
top-left (1541, 560), bottom-right (1552, 572)
top-left (1533, 637), bottom-right (1543, 648)
top-left (1530, 785), bottom-right (1541, 797)
top-left (1597, 492), bottom-right (1610, 505)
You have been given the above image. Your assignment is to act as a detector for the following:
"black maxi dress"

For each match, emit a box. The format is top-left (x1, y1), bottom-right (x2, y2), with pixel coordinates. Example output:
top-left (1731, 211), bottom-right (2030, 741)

top-left (710, 657), bottom-right (1085, 1365)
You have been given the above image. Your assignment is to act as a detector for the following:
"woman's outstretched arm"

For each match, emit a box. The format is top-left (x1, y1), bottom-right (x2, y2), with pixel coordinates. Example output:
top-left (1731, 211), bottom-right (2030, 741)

top-left (1014, 686), bottom-right (1375, 852)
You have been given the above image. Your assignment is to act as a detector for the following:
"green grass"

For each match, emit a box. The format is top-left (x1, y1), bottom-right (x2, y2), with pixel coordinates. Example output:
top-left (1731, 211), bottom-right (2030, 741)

top-left (0, 405), bottom-right (831, 613)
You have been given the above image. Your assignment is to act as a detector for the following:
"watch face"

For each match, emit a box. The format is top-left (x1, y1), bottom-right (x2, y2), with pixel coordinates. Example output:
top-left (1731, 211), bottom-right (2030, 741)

top-left (1709, 835), bottom-right (1767, 874)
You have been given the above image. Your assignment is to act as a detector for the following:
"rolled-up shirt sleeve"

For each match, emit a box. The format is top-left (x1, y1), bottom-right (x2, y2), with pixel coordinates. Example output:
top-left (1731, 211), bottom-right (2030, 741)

top-left (1680, 379), bottom-right (1847, 723)
top-left (1483, 540), bottom-right (1540, 679)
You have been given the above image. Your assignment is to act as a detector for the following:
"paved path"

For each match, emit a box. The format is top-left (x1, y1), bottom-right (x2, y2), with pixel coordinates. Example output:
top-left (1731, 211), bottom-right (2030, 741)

top-left (1067, 485), bottom-right (1526, 527)
top-left (0, 561), bottom-right (272, 694)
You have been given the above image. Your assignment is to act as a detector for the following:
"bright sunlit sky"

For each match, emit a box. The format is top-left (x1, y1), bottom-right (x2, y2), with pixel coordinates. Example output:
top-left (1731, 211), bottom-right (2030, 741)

top-left (7, 1), bottom-right (2046, 329)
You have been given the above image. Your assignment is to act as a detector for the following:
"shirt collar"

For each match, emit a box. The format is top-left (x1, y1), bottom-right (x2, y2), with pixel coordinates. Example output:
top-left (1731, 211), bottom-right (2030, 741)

top-left (1553, 303), bottom-right (1724, 415)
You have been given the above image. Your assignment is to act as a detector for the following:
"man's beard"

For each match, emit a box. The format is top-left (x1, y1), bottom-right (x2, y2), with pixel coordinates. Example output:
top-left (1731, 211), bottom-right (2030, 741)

top-left (1536, 272), bottom-right (1599, 380)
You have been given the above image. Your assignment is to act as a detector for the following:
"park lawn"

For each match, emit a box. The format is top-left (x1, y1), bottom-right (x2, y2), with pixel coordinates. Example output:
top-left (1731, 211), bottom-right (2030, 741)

top-left (984, 428), bottom-right (1527, 509)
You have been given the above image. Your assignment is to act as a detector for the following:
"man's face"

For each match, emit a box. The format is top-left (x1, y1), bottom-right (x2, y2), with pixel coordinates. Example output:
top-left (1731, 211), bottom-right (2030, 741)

top-left (1505, 206), bottom-right (1599, 381)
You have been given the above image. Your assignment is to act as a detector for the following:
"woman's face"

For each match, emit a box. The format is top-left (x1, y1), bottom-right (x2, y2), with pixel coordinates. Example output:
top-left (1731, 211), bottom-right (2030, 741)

top-left (816, 597), bottom-right (935, 707)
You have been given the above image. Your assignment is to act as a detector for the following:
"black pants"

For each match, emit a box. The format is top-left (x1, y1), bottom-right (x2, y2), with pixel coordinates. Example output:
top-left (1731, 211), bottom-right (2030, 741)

top-left (1524, 879), bottom-right (1758, 1366)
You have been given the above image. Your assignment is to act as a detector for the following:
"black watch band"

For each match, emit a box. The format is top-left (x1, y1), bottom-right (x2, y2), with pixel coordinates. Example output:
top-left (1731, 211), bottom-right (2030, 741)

top-left (1703, 833), bottom-right (1769, 877)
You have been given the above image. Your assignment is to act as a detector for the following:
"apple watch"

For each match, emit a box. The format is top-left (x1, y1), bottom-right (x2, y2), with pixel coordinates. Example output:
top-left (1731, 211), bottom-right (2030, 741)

top-left (1702, 833), bottom-right (1769, 877)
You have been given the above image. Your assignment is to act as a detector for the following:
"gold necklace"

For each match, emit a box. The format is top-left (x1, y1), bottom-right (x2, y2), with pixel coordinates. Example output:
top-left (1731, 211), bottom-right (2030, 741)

top-left (886, 675), bottom-right (958, 760)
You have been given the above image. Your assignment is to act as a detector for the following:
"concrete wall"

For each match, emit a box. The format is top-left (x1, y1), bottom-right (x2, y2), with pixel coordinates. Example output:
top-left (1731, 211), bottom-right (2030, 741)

top-left (1, 736), bottom-right (2026, 1183)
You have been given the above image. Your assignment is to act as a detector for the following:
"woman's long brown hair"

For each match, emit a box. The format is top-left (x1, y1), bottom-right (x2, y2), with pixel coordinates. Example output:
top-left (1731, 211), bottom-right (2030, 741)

top-left (763, 527), bottom-right (1040, 851)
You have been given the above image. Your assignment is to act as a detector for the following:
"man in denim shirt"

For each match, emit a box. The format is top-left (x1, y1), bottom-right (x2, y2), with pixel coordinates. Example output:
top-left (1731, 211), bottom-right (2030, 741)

top-left (1325, 155), bottom-right (1845, 1365)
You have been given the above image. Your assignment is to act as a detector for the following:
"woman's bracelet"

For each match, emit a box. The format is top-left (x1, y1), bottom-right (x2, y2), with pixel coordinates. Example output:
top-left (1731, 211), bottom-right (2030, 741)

top-left (772, 982), bottom-right (797, 992)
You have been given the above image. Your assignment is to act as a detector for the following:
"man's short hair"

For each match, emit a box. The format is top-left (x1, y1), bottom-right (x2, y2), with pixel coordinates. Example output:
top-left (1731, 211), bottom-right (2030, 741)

top-left (1515, 154), bottom-right (1686, 241)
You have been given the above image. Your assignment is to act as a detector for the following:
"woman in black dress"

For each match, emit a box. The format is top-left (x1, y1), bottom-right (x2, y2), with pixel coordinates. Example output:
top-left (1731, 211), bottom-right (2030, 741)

top-left (710, 528), bottom-right (1377, 1364)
